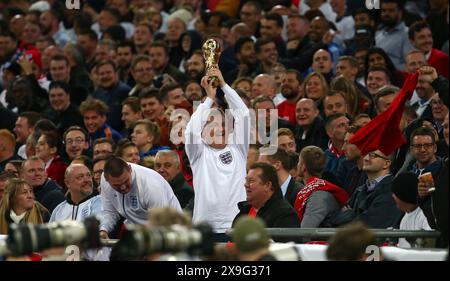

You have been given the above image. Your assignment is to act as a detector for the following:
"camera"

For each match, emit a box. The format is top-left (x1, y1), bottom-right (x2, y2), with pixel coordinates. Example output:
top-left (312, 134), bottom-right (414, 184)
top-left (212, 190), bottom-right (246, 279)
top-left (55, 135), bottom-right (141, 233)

top-left (110, 223), bottom-right (215, 260)
top-left (6, 217), bottom-right (101, 256)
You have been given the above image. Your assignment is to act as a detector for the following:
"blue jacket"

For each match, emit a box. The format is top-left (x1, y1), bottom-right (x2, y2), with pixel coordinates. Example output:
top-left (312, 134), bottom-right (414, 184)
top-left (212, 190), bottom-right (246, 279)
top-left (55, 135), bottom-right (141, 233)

top-left (89, 124), bottom-right (123, 145)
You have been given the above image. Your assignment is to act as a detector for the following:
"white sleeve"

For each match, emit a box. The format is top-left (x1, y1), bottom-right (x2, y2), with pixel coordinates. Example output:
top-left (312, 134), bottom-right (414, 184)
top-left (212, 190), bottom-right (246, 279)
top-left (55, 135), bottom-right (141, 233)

top-left (185, 97), bottom-right (214, 163)
top-left (49, 203), bottom-right (62, 223)
top-left (222, 84), bottom-right (251, 156)
top-left (99, 179), bottom-right (120, 233)
top-left (90, 196), bottom-right (103, 220)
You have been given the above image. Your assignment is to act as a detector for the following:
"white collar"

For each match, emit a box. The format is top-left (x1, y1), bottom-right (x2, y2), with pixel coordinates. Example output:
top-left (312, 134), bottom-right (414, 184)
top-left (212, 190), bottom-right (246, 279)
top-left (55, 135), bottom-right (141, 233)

top-left (10, 210), bottom-right (26, 224)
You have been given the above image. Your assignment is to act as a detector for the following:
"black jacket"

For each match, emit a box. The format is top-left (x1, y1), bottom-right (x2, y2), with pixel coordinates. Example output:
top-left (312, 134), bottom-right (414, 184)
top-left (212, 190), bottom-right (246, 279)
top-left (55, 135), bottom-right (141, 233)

top-left (233, 189), bottom-right (300, 229)
top-left (33, 179), bottom-right (66, 214)
top-left (330, 175), bottom-right (403, 228)
top-left (285, 177), bottom-right (302, 207)
top-left (294, 117), bottom-right (329, 152)
top-left (419, 157), bottom-right (449, 248)
top-left (42, 103), bottom-right (85, 136)
top-left (169, 173), bottom-right (194, 209)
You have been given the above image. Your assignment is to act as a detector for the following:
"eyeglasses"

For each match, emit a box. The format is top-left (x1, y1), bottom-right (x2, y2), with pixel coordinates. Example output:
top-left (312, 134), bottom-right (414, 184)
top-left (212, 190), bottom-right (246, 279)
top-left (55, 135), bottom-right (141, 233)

top-left (367, 152), bottom-right (390, 160)
top-left (411, 143), bottom-right (435, 150)
top-left (65, 137), bottom-right (85, 145)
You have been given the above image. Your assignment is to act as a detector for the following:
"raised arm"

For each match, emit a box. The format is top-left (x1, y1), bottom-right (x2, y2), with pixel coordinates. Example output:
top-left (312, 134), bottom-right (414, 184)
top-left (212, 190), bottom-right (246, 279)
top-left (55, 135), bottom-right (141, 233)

top-left (184, 76), bottom-right (216, 162)
top-left (207, 67), bottom-right (251, 155)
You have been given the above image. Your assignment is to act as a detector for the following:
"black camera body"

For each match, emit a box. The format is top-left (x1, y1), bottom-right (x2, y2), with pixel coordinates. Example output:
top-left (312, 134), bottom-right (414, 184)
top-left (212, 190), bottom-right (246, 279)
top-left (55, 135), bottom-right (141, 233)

top-left (110, 223), bottom-right (215, 260)
top-left (6, 217), bottom-right (101, 256)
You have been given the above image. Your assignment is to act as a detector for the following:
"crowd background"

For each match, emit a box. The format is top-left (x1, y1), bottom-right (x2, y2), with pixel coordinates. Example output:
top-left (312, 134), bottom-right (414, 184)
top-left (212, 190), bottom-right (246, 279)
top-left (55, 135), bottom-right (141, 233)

top-left (0, 0), bottom-right (448, 260)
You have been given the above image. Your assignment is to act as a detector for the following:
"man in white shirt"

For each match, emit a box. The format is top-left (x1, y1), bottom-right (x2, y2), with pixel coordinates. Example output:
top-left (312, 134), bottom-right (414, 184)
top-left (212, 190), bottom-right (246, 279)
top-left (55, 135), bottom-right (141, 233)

top-left (99, 156), bottom-right (181, 239)
top-left (185, 67), bottom-right (250, 241)
top-left (50, 164), bottom-right (101, 222)
top-left (391, 172), bottom-right (432, 248)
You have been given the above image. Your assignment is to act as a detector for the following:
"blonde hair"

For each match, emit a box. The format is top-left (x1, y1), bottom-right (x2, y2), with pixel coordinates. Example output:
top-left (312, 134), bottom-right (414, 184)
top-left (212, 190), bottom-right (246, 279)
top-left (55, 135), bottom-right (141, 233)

top-left (0, 178), bottom-right (49, 234)
top-left (303, 72), bottom-right (328, 101)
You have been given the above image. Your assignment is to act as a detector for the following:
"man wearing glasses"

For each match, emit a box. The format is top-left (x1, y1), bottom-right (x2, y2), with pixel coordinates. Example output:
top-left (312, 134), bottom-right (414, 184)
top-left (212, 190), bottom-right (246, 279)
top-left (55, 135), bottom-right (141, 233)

top-left (408, 127), bottom-right (442, 178)
top-left (330, 149), bottom-right (403, 229)
top-left (63, 126), bottom-right (90, 161)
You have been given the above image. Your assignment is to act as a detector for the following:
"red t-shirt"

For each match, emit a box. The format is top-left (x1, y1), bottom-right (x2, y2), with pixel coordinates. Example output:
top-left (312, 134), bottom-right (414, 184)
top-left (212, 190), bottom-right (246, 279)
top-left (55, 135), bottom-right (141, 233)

top-left (276, 100), bottom-right (297, 126)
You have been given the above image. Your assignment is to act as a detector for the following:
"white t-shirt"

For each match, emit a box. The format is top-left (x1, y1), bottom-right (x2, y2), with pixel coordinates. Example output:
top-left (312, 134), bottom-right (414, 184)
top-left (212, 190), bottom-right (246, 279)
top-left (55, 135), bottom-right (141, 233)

top-left (185, 84), bottom-right (250, 233)
top-left (398, 207), bottom-right (432, 248)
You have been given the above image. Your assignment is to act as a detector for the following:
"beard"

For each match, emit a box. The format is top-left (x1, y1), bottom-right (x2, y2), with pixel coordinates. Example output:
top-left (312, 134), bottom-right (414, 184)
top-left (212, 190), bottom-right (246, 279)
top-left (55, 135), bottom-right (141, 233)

top-left (281, 86), bottom-right (298, 99)
top-left (382, 17), bottom-right (398, 28)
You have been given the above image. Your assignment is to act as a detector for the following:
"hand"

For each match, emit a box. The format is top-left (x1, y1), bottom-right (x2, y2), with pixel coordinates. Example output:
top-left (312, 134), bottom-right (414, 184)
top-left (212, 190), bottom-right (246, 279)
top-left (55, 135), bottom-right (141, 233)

top-left (99, 230), bottom-right (109, 240)
top-left (18, 55), bottom-right (33, 76)
top-left (419, 66), bottom-right (438, 83)
top-left (201, 75), bottom-right (217, 100)
top-left (206, 65), bottom-right (225, 88)
top-left (322, 29), bottom-right (336, 45)
top-left (286, 40), bottom-right (300, 50)
top-left (418, 181), bottom-right (430, 199)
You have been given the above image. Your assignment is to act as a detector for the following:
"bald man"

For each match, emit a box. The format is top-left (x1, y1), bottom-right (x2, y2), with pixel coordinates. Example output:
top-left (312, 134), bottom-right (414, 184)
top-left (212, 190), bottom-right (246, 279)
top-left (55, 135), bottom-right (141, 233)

top-left (251, 74), bottom-right (278, 100)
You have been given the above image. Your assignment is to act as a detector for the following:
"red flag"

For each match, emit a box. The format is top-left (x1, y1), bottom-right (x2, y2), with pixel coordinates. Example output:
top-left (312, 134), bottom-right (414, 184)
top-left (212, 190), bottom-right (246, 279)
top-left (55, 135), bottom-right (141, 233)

top-left (349, 73), bottom-right (419, 156)
top-left (292, 0), bottom-right (300, 7)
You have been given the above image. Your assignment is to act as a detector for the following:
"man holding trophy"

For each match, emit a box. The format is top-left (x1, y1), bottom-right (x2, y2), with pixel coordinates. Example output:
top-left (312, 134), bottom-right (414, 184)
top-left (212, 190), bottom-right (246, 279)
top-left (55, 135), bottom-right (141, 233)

top-left (185, 39), bottom-right (251, 242)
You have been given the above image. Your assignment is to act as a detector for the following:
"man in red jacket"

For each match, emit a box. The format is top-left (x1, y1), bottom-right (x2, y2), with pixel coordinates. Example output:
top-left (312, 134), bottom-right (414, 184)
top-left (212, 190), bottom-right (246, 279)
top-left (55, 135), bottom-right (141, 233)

top-left (409, 21), bottom-right (449, 79)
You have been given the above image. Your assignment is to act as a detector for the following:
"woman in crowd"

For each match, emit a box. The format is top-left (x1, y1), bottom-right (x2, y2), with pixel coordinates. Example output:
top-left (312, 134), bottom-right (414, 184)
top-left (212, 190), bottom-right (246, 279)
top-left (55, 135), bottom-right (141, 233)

top-left (0, 179), bottom-right (50, 234)
top-left (35, 131), bottom-right (68, 188)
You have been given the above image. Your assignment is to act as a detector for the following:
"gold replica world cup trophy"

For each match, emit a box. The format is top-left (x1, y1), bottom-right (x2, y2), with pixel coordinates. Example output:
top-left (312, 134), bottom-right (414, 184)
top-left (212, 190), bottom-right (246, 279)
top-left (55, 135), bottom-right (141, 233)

top-left (202, 38), bottom-right (221, 88)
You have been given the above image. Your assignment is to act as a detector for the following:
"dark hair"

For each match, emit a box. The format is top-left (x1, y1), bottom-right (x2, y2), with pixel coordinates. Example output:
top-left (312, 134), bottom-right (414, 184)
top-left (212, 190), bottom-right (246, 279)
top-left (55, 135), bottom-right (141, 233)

top-left (408, 20), bottom-right (430, 40)
top-left (115, 140), bottom-right (138, 158)
top-left (249, 162), bottom-right (280, 192)
top-left (102, 7), bottom-right (121, 23)
top-left (365, 66), bottom-right (392, 83)
top-left (374, 85), bottom-right (399, 111)
top-left (338, 56), bottom-right (358, 68)
top-left (252, 95), bottom-right (274, 109)
top-left (347, 124), bottom-right (363, 134)
top-left (265, 148), bottom-right (291, 171)
top-left (159, 83), bottom-right (181, 102)
top-left (104, 156), bottom-right (130, 178)
top-left (96, 60), bottom-right (117, 73)
top-left (78, 28), bottom-right (98, 42)
top-left (122, 96), bottom-right (141, 113)
top-left (254, 37), bottom-right (275, 54)
top-left (263, 12), bottom-right (284, 28)
top-left (18, 111), bottom-right (41, 128)
top-left (234, 36), bottom-right (254, 55)
top-left (286, 69), bottom-right (303, 84)
top-left (49, 80), bottom-right (70, 94)
top-left (103, 25), bottom-right (126, 43)
top-left (139, 87), bottom-right (162, 103)
top-left (50, 54), bottom-right (69, 65)
top-left (40, 130), bottom-right (61, 152)
top-left (117, 41), bottom-right (137, 54)
top-left (93, 137), bottom-right (116, 151)
top-left (131, 55), bottom-right (151, 70)
top-left (410, 126), bottom-right (436, 144)
top-left (63, 126), bottom-right (89, 142)
top-left (149, 40), bottom-right (169, 56)
top-left (365, 48), bottom-right (397, 79)
top-left (325, 113), bottom-right (347, 130)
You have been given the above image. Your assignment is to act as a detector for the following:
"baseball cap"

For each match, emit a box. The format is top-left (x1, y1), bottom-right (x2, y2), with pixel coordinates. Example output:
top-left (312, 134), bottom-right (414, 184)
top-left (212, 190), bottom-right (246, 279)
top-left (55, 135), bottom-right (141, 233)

top-left (232, 217), bottom-right (269, 253)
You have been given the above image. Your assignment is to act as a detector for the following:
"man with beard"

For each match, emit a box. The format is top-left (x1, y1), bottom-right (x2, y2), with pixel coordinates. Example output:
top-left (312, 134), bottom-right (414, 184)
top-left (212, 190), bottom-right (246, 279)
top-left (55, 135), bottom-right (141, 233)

top-left (42, 81), bottom-right (84, 136)
top-left (184, 81), bottom-right (204, 105)
top-left (408, 21), bottom-right (449, 79)
top-left (277, 69), bottom-right (303, 126)
top-left (91, 60), bottom-right (131, 131)
top-left (129, 55), bottom-right (155, 97)
top-left (224, 36), bottom-right (258, 84)
top-left (375, 0), bottom-right (413, 70)
top-left (39, 9), bottom-right (70, 48)
top-left (116, 41), bottom-right (136, 87)
top-left (185, 50), bottom-right (205, 83)
top-left (148, 41), bottom-right (187, 86)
